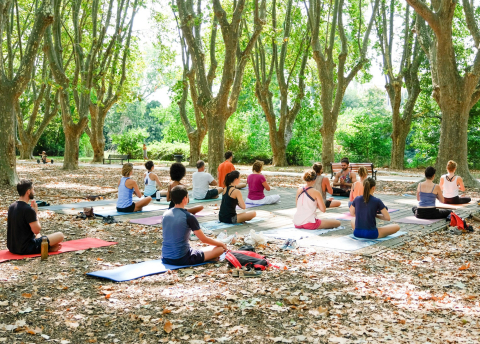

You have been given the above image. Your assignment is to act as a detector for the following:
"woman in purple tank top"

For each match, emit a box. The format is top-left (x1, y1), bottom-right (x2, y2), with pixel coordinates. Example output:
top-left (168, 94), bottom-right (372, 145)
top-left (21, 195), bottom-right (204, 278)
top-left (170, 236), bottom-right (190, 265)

top-left (245, 161), bottom-right (280, 205)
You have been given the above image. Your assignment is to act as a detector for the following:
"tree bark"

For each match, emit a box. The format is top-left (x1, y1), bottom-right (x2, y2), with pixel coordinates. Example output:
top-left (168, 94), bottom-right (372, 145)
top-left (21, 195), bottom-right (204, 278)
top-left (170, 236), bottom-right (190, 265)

top-left (206, 113), bottom-right (225, 177)
top-left (0, 0), bottom-right (53, 185)
top-left (63, 126), bottom-right (82, 170)
top-left (406, 0), bottom-right (480, 186)
top-left (0, 92), bottom-right (19, 185)
top-left (390, 126), bottom-right (409, 169)
top-left (88, 106), bottom-right (106, 163)
top-left (19, 142), bottom-right (34, 160)
top-left (320, 126), bottom-right (336, 171)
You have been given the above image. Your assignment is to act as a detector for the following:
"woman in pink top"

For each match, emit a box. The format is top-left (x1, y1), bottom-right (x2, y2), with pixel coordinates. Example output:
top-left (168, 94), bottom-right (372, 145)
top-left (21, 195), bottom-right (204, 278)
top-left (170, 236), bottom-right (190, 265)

top-left (293, 171), bottom-right (342, 230)
top-left (246, 161), bottom-right (280, 205)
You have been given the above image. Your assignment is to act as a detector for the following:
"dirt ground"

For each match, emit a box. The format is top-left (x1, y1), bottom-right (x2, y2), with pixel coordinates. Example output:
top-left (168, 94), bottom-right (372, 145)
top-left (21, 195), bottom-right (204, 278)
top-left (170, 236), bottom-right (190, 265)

top-left (0, 164), bottom-right (479, 343)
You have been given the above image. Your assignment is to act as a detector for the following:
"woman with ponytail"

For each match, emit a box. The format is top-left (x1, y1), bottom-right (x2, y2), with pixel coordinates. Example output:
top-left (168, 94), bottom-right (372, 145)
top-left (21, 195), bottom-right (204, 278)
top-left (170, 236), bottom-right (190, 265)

top-left (349, 178), bottom-right (400, 239)
top-left (293, 170), bottom-right (342, 230)
top-left (219, 171), bottom-right (257, 223)
top-left (116, 163), bottom-right (152, 212)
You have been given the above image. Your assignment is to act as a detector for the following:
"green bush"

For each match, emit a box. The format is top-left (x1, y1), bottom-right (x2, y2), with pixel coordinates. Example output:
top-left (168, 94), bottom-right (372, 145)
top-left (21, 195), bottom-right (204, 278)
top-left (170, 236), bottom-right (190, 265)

top-left (147, 141), bottom-right (190, 161)
top-left (112, 128), bottom-right (149, 158)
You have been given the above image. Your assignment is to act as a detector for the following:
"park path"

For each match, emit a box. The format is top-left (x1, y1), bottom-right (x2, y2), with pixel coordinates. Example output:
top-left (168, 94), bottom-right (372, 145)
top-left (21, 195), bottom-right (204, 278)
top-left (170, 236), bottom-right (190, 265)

top-left (21, 160), bottom-right (479, 183)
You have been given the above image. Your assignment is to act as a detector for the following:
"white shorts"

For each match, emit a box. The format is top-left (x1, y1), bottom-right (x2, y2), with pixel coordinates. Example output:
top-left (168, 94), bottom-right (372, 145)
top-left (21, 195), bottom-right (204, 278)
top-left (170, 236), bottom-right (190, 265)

top-left (246, 194), bottom-right (280, 205)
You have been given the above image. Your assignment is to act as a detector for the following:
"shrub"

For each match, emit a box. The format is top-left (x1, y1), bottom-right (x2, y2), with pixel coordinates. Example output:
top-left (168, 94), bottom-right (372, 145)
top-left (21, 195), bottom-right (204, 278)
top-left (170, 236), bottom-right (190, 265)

top-left (111, 128), bottom-right (149, 158)
top-left (147, 141), bottom-right (190, 161)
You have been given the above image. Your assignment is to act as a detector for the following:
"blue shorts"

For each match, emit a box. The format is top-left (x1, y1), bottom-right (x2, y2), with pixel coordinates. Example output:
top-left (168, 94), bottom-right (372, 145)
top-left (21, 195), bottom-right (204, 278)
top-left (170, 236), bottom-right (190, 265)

top-left (162, 248), bottom-right (205, 266)
top-left (353, 228), bottom-right (379, 239)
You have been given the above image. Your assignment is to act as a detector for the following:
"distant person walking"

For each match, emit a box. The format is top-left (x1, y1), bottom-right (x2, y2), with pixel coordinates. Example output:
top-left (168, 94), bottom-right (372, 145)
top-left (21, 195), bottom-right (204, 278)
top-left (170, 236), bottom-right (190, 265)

top-left (143, 143), bottom-right (147, 161)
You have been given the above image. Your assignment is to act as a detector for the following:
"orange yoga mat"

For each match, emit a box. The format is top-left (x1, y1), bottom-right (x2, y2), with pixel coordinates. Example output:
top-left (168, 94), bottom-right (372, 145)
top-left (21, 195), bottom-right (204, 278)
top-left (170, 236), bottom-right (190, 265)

top-left (0, 238), bottom-right (117, 263)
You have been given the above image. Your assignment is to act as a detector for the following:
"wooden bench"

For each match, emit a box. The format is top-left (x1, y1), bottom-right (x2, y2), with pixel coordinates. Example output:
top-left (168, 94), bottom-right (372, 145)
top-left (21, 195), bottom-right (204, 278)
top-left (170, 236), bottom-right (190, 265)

top-left (103, 154), bottom-right (130, 164)
top-left (330, 162), bottom-right (377, 180)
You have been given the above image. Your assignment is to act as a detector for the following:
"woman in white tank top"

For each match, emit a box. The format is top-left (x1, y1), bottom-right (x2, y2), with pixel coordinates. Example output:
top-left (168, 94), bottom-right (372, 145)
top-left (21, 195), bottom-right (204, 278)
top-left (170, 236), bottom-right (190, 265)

top-left (439, 160), bottom-right (471, 204)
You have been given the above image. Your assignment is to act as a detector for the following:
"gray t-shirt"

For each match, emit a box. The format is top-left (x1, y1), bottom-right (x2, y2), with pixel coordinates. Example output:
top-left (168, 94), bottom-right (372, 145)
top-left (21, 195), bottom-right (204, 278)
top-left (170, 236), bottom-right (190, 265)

top-left (192, 171), bottom-right (214, 199)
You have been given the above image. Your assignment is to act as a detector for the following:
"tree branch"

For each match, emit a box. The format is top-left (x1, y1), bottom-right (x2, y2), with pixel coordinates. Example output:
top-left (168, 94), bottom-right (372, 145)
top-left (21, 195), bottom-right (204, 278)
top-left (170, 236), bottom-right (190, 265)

top-left (405, 0), bottom-right (440, 33)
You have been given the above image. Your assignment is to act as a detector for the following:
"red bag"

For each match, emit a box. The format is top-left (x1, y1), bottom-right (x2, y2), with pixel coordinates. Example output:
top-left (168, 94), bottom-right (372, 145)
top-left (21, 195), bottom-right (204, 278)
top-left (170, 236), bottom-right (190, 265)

top-left (225, 250), bottom-right (271, 271)
top-left (450, 212), bottom-right (466, 230)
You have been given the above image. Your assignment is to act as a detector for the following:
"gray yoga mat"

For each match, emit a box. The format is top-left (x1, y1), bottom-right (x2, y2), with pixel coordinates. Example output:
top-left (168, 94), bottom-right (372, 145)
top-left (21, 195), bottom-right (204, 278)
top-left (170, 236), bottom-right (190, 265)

top-left (312, 231), bottom-right (407, 251)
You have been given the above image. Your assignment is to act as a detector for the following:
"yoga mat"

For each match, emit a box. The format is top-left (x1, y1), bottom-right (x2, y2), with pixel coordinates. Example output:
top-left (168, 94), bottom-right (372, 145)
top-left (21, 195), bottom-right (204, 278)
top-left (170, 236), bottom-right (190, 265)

top-left (394, 216), bottom-right (443, 225)
top-left (200, 217), bottom-right (265, 231)
top-left (262, 225), bottom-right (344, 241)
top-left (335, 209), bottom-right (399, 221)
top-left (43, 198), bottom-right (122, 211)
top-left (314, 231), bottom-right (407, 251)
top-left (128, 211), bottom-right (216, 225)
top-left (94, 204), bottom-right (168, 216)
top-left (435, 200), bottom-right (472, 209)
top-left (236, 203), bottom-right (264, 210)
top-left (0, 238), bottom-right (117, 263)
top-left (87, 259), bottom-right (211, 282)
top-left (156, 195), bottom-right (222, 205)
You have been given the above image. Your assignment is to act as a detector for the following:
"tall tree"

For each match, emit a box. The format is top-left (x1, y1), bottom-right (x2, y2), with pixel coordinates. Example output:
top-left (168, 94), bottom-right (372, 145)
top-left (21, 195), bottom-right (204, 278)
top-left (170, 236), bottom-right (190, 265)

top-left (16, 54), bottom-right (59, 159)
top-left (306, 0), bottom-right (379, 171)
top-left (175, 0), bottom-right (266, 176)
top-left (85, 0), bottom-right (138, 163)
top-left (46, 0), bottom-right (137, 170)
top-left (375, 0), bottom-right (423, 169)
top-left (252, 0), bottom-right (310, 166)
top-left (0, 0), bottom-right (53, 185)
top-left (406, 0), bottom-right (480, 186)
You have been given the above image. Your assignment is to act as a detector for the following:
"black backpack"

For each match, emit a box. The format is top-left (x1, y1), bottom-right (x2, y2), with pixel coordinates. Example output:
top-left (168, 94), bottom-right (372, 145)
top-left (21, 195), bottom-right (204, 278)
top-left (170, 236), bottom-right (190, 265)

top-left (225, 250), bottom-right (270, 271)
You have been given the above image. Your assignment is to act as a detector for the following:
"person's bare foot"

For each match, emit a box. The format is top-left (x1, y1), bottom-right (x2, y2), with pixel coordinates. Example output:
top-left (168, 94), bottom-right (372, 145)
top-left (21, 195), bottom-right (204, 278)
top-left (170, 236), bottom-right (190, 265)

top-left (49, 244), bottom-right (62, 252)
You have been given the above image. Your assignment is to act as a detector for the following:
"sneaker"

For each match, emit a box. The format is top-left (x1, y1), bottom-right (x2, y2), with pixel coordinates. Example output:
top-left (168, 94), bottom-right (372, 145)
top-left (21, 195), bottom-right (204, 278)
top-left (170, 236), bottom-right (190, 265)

top-left (449, 227), bottom-right (464, 235)
top-left (103, 216), bottom-right (117, 224)
top-left (281, 238), bottom-right (297, 250)
top-left (239, 267), bottom-right (262, 278)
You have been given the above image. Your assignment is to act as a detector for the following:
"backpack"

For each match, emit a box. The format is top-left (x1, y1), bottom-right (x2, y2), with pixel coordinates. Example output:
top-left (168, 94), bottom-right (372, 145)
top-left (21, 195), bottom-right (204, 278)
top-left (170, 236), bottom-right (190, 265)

top-left (225, 250), bottom-right (270, 271)
top-left (449, 212), bottom-right (467, 230)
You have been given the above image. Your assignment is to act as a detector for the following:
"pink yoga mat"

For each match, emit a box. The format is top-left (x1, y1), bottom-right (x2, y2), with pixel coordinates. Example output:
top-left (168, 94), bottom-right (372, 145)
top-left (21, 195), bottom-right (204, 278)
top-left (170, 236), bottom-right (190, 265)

top-left (336, 209), bottom-right (399, 220)
top-left (394, 216), bottom-right (443, 225)
top-left (0, 238), bottom-right (117, 263)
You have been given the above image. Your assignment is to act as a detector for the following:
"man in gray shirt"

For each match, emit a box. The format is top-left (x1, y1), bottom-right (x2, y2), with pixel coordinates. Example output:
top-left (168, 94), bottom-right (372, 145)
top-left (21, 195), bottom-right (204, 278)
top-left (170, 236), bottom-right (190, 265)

top-left (192, 160), bottom-right (223, 199)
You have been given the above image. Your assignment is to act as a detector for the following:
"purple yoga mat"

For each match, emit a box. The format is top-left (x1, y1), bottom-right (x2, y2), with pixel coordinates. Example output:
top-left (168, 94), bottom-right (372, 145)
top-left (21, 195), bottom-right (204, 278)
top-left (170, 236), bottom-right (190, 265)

top-left (394, 216), bottom-right (443, 225)
top-left (336, 209), bottom-right (399, 220)
top-left (129, 211), bottom-right (216, 225)
top-left (236, 203), bottom-right (263, 210)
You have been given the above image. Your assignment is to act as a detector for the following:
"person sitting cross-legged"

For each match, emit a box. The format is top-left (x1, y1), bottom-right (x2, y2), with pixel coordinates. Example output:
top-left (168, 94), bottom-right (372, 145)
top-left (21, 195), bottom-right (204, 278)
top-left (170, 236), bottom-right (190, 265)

top-left (349, 178), bottom-right (400, 239)
top-left (192, 160), bottom-right (223, 200)
top-left (245, 160), bottom-right (280, 205)
top-left (293, 170), bottom-right (342, 230)
top-left (412, 166), bottom-right (452, 219)
top-left (219, 171), bottom-right (257, 223)
top-left (332, 157), bottom-right (357, 197)
top-left (167, 163), bottom-right (203, 214)
top-left (161, 185), bottom-right (227, 266)
top-left (7, 179), bottom-right (64, 255)
top-left (439, 160), bottom-right (471, 205)
top-left (312, 163), bottom-right (341, 208)
top-left (217, 151), bottom-right (246, 189)
top-left (117, 163), bottom-right (152, 212)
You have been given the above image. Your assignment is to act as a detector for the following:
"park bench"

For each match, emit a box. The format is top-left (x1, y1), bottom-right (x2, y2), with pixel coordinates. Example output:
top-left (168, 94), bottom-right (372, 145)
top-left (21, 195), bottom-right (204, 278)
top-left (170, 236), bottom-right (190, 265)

top-left (330, 162), bottom-right (377, 180)
top-left (103, 154), bottom-right (130, 165)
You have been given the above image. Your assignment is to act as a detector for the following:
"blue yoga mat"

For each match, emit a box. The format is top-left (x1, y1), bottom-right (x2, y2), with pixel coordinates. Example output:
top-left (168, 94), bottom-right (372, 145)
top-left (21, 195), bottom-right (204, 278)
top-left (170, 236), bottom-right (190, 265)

top-left (156, 195), bottom-right (222, 205)
top-left (87, 259), bottom-right (211, 282)
top-left (200, 217), bottom-right (265, 231)
top-left (315, 231), bottom-right (407, 251)
top-left (94, 204), bottom-right (168, 217)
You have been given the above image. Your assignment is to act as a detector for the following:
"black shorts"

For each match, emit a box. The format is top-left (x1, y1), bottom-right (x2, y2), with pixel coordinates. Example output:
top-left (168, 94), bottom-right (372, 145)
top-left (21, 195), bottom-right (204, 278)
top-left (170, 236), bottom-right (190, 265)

top-left (326, 200), bottom-right (332, 208)
top-left (116, 202), bottom-right (135, 213)
top-left (162, 248), bottom-right (205, 266)
top-left (24, 236), bottom-right (50, 255)
top-left (219, 214), bottom-right (237, 224)
top-left (203, 189), bottom-right (219, 199)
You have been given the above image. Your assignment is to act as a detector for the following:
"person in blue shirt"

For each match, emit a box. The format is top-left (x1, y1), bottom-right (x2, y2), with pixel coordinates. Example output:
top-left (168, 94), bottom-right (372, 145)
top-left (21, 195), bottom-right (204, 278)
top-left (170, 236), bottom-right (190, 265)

top-left (161, 185), bottom-right (227, 266)
top-left (349, 178), bottom-right (400, 239)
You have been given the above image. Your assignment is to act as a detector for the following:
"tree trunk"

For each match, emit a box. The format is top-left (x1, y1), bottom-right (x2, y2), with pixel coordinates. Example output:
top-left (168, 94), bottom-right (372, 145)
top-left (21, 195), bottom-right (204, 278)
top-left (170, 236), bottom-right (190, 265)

top-left (390, 128), bottom-right (409, 170)
top-left (269, 130), bottom-right (288, 167)
top-left (19, 141), bottom-right (35, 160)
top-left (320, 125), bottom-right (336, 173)
top-left (435, 102), bottom-right (476, 186)
top-left (206, 114), bottom-right (225, 178)
top-left (63, 126), bottom-right (83, 170)
top-left (0, 92), bottom-right (19, 185)
top-left (89, 107), bottom-right (106, 163)
top-left (188, 132), bottom-right (205, 167)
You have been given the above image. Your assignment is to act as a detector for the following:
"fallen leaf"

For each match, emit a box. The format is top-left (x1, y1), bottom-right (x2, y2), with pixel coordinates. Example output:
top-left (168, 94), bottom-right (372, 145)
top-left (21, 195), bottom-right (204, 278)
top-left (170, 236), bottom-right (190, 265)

top-left (22, 293), bottom-right (32, 298)
top-left (164, 320), bottom-right (173, 333)
top-left (459, 262), bottom-right (471, 270)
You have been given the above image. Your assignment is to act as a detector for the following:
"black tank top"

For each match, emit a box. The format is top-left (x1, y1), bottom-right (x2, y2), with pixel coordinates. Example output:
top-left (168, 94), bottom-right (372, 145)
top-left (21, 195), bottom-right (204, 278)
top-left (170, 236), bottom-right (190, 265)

top-left (219, 186), bottom-right (238, 223)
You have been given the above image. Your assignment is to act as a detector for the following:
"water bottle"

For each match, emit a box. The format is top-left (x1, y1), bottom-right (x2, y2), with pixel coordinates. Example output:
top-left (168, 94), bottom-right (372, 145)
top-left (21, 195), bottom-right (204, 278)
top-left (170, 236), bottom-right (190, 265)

top-left (41, 237), bottom-right (49, 261)
top-left (156, 191), bottom-right (161, 202)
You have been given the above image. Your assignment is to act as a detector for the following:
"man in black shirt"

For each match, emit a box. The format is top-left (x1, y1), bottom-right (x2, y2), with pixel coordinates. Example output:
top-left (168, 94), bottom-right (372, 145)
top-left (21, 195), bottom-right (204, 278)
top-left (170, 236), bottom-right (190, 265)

top-left (7, 180), bottom-right (64, 255)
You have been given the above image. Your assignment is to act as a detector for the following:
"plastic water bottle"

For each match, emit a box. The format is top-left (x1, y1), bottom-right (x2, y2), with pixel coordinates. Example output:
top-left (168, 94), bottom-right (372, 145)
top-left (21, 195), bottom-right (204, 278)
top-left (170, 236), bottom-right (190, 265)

top-left (156, 191), bottom-right (161, 202)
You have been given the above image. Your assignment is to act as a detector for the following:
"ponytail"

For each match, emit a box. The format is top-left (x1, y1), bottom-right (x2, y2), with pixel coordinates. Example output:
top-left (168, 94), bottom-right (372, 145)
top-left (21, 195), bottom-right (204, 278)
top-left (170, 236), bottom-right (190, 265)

top-left (363, 177), bottom-right (376, 203)
top-left (224, 170), bottom-right (240, 187)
